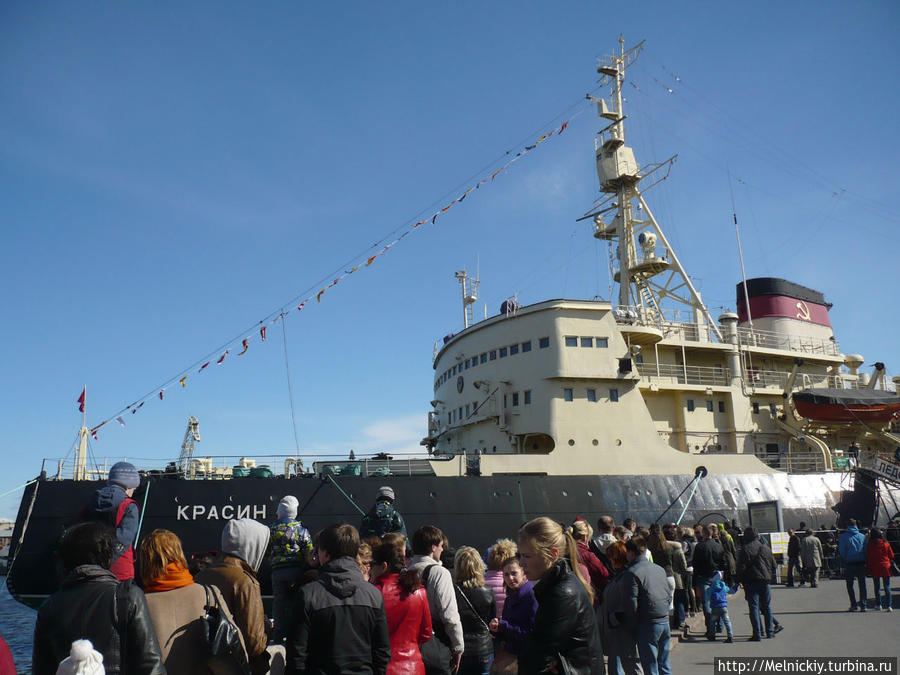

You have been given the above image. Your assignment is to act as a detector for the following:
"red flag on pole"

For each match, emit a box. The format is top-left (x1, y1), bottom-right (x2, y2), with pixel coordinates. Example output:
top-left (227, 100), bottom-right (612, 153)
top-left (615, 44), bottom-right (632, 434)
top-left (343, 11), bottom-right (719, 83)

top-left (77, 388), bottom-right (86, 413)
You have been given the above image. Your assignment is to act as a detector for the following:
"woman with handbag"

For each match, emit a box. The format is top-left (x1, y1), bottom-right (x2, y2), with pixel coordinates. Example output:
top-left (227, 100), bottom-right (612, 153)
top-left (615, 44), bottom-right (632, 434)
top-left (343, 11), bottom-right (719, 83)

top-left (866, 527), bottom-right (895, 612)
top-left (140, 529), bottom-right (249, 674)
top-left (517, 517), bottom-right (602, 675)
top-left (453, 547), bottom-right (496, 675)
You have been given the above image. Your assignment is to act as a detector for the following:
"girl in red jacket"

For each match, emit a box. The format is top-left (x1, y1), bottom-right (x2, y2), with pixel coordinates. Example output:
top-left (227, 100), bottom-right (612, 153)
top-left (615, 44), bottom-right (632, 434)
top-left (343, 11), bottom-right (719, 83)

top-left (866, 527), bottom-right (895, 612)
top-left (372, 541), bottom-right (433, 675)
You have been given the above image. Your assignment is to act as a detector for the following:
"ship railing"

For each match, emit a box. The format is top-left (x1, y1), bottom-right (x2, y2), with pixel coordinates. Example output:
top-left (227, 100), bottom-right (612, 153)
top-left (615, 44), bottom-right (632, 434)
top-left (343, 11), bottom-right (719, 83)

top-left (636, 362), bottom-right (731, 387)
top-left (613, 306), bottom-right (719, 343)
top-left (40, 453), bottom-right (438, 481)
top-left (737, 326), bottom-right (841, 356)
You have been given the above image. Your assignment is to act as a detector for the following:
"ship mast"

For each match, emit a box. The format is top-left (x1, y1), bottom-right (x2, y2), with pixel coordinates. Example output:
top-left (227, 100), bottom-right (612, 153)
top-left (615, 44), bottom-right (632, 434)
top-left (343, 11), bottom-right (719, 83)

top-left (455, 269), bottom-right (479, 329)
top-left (588, 36), bottom-right (722, 341)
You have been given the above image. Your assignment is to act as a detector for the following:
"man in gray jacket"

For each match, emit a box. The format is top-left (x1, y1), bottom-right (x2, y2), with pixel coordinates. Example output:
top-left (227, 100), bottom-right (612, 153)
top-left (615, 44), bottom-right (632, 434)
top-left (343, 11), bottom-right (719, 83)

top-left (800, 529), bottom-right (824, 588)
top-left (408, 525), bottom-right (464, 675)
top-left (623, 536), bottom-right (671, 675)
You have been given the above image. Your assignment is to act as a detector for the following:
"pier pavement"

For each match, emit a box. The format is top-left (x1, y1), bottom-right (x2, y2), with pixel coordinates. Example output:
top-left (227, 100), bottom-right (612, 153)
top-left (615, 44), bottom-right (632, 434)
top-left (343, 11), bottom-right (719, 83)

top-left (672, 576), bottom-right (897, 671)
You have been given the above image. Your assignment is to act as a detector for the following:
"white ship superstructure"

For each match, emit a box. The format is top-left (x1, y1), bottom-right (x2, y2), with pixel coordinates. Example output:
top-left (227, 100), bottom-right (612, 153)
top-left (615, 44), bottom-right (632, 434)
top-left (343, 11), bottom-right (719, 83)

top-left (423, 37), bottom-right (899, 480)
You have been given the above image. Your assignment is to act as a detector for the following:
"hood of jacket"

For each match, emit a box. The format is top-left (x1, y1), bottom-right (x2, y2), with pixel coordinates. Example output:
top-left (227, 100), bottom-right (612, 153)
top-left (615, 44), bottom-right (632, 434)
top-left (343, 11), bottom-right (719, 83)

top-left (844, 525), bottom-right (860, 536)
top-left (221, 518), bottom-right (270, 572)
top-left (317, 556), bottom-right (366, 599)
top-left (88, 485), bottom-right (128, 515)
top-left (61, 564), bottom-right (120, 589)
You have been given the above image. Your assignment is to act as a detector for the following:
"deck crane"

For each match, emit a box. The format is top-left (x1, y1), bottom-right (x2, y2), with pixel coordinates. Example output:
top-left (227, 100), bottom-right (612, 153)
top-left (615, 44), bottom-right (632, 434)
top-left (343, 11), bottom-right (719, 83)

top-left (177, 416), bottom-right (200, 475)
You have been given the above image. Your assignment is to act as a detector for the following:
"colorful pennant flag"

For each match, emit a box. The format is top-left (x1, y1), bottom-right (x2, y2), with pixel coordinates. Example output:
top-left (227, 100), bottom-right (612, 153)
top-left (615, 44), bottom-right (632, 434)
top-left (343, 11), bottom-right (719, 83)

top-left (317, 289), bottom-right (325, 302)
top-left (77, 388), bottom-right (86, 413)
top-left (216, 350), bottom-right (230, 364)
top-left (180, 376), bottom-right (187, 388)
top-left (238, 339), bottom-right (249, 355)
top-left (159, 389), bottom-right (165, 400)
top-left (132, 402), bottom-right (145, 414)
top-left (116, 416), bottom-right (126, 427)
top-left (199, 362), bottom-right (210, 372)
top-left (297, 301), bottom-right (307, 312)
top-left (260, 325), bottom-right (267, 342)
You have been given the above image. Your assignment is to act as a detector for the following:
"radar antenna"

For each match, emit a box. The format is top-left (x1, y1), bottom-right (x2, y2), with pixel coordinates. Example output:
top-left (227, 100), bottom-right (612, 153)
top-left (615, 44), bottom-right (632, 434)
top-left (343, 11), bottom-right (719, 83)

top-left (586, 35), bottom-right (722, 341)
top-left (178, 415), bottom-right (201, 475)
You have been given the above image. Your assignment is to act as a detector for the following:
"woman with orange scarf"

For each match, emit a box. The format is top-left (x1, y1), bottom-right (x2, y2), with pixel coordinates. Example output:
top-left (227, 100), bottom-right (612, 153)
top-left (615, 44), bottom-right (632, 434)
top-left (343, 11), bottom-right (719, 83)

top-left (139, 529), bottom-right (248, 674)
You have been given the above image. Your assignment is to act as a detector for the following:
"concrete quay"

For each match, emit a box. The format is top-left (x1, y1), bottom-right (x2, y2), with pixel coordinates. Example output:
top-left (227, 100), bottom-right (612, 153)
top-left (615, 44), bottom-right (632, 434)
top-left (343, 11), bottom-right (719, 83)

top-left (672, 576), bottom-right (897, 670)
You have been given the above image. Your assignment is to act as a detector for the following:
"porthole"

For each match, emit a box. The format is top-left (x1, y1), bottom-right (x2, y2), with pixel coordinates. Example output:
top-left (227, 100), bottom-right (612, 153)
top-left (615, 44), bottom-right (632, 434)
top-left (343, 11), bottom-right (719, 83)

top-left (615, 439), bottom-right (622, 446)
top-left (592, 439), bottom-right (599, 446)
top-left (633, 490), bottom-right (640, 497)
top-left (429, 491), bottom-right (437, 498)
top-left (568, 439), bottom-right (575, 446)
top-left (587, 490), bottom-right (593, 497)
top-left (562, 491), bottom-right (568, 497)
top-left (492, 492), bottom-right (499, 498)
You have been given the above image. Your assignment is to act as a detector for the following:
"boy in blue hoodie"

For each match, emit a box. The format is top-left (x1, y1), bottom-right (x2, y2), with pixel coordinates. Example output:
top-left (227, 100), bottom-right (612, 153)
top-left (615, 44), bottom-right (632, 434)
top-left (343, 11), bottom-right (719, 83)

top-left (704, 571), bottom-right (736, 643)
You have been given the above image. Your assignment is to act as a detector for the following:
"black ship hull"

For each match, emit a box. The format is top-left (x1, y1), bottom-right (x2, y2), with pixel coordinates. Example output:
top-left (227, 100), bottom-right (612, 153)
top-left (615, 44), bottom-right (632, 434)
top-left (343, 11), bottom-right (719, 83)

top-left (6, 469), bottom-right (884, 607)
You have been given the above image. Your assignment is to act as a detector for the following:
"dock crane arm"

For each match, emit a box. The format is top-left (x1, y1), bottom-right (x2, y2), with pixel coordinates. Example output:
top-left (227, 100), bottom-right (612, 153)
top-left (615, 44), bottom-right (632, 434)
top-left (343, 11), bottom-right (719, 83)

top-left (177, 416), bottom-right (201, 475)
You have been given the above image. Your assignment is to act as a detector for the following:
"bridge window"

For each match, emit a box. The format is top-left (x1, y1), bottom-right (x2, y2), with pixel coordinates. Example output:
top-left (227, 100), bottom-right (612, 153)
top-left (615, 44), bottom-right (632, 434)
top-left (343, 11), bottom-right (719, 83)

top-left (687, 399), bottom-right (695, 412)
top-left (512, 392), bottom-right (519, 406)
top-left (510, 344), bottom-right (519, 355)
top-left (581, 337), bottom-right (593, 348)
top-left (539, 337), bottom-right (550, 349)
top-left (564, 388), bottom-right (574, 402)
top-left (610, 388), bottom-right (619, 402)
top-left (706, 400), bottom-right (714, 412)
top-left (719, 401), bottom-right (726, 413)
top-left (596, 337), bottom-right (609, 348)
top-left (522, 341), bottom-right (532, 352)
top-left (499, 347), bottom-right (508, 358)
top-left (752, 402), bottom-right (760, 414)
top-left (565, 336), bottom-right (578, 347)
top-left (524, 390), bottom-right (532, 405)
top-left (490, 350), bottom-right (497, 361)
top-left (480, 353), bottom-right (487, 364)
top-left (587, 388), bottom-right (597, 402)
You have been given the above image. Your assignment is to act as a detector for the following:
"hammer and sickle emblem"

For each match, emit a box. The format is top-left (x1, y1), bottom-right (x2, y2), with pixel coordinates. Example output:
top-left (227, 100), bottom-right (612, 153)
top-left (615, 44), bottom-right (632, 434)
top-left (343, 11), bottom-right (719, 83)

top-left (796, 301), bottom-right (811, 321)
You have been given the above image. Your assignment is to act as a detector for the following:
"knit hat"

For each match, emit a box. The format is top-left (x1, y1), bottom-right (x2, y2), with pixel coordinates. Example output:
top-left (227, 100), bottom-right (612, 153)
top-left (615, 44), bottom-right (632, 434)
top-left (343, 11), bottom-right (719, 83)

top-left (277, 495), bottom-right (299, 519)
top-left (107, 462), bottom-right (140, 490)
top-left (56, 639), bottom-right (104, 675)
top-left (376, 486), bottom-right (395, 502)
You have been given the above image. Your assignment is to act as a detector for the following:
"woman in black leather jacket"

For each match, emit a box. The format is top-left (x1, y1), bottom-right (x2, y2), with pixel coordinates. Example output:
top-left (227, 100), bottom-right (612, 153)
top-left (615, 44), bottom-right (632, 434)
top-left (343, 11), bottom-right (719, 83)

top-left (32, 521), bottom-right (166, 675)
top-left (517, 517), bottom-right (602, 675)
top-left (453, 546), bottom-right (497, 675)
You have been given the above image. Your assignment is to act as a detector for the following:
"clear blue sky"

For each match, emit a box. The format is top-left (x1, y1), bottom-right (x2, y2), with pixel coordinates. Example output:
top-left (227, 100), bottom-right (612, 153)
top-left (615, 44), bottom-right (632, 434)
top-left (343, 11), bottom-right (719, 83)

top-left (2, 2), bottom-right (898, 519)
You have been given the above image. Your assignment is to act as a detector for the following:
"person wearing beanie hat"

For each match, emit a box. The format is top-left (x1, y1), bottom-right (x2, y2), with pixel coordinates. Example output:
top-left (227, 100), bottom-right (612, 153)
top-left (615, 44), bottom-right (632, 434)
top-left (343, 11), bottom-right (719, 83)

top-left (81, 462), bottom-right (141, 581)
top-left (56, 639), bottom-right (104, 675)
top-left (360, 485), bottom-right (407, 540)
top-left (268, 495), bottom-right (312, 643)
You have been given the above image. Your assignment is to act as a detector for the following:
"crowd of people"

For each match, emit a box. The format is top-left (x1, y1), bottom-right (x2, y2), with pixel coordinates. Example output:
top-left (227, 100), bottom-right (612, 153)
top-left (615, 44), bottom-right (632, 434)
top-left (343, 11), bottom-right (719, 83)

top-left (19, 463), bottom-right (900, 674)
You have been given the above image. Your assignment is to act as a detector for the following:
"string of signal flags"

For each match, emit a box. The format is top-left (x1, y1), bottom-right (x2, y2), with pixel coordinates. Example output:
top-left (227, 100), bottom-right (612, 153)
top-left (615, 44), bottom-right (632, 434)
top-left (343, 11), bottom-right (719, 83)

top-left (80, 114), bottom-right (578, 441)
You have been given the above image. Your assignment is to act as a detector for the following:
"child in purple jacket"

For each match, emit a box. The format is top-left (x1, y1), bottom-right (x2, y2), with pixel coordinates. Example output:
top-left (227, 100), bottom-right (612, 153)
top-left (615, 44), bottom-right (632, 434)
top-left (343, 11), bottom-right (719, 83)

top-left (489, 557), bottom-right (538, 672)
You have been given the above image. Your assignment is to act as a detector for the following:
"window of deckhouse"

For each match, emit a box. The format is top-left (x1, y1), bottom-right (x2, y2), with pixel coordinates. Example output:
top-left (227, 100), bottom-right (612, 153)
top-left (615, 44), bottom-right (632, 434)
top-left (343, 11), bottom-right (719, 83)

top-left (587, 389), bottom-right (597, 402)
top-left (687, 399), bottom-right (695, 412)
top-left (524, 390), bottom-right (531, 405)
top-left (490, 351), bottom-right (497, 361)
top-left (596, 337), bottom-right (609, 348)
top-left (539, 337), bottom-right (550, 349)
top-left (609, 389), bottom-right (619, 402)
top-left (565, 336), bottom-right (578, 347)
top-left (719, 401), bottom-right (726, 413)
top-left (510, 344), bottom-right (519, 355)
top-left (512, 393), bottom-right (519, 406)
top-left (499, 347), bottom-right (508, 358)
top-left (706, 400), bottom-right (714, 412)
top-left (522, 341), bottom-right (532, 352)
top-left (581, 337), bottom-right (593, 348)
top-left (480, 353), bottom-right (487, 364)
top-left (564, 388), bottom-right (574, 402)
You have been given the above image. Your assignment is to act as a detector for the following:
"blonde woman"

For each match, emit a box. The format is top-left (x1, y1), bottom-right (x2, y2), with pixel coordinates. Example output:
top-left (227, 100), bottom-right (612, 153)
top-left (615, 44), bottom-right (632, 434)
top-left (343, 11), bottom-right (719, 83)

top-left (454, 546), bottom-right (496, 675)
top-left (517, 517), bottom-right (601, 674)
top-left (485, 539), bottom-right (517, 618)
top-left (139, 529), bottom-right (247, 674)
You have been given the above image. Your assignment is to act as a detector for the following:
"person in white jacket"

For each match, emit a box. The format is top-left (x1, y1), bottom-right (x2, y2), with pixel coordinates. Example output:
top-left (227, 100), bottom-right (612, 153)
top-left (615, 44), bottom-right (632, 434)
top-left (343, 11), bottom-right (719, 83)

top-left (408, 525), bottom-right (464, 674)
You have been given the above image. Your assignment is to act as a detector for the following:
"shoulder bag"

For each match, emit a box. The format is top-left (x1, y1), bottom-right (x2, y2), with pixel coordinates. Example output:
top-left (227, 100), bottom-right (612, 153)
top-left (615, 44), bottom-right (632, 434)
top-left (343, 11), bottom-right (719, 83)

top-left (419, 564), bottom-right (453, 675)
top-left (201, 584), bottom-right (250, 675)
